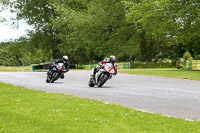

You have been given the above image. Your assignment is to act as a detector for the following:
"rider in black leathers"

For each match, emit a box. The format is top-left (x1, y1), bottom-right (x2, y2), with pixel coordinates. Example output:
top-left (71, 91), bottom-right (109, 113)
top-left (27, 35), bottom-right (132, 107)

top-left (48, 55), bottom-right (69, 79)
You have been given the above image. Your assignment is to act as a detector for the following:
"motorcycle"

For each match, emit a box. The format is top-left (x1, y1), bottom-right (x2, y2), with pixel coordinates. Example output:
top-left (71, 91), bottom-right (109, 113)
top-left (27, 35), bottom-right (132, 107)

top-left (46, 63), bottom-right (66, 83)
top-left (88, 63), bottom-right (116, 87)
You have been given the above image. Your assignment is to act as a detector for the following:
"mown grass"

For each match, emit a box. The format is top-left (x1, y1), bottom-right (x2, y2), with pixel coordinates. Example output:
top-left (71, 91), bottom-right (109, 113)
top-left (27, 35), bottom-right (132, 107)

top-left (0, 66), bottom-right (32, 72)
top-left (118, 69), bottom-right (200, 81)
top-left (1, 82), bottom-right (200, 133)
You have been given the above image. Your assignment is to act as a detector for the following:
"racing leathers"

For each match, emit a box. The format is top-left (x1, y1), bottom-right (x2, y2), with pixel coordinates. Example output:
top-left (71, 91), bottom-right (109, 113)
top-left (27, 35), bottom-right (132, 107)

top-left (48, 59), bottom-right (69, 79)
top-left (93, 58), bottom-right (117, 76)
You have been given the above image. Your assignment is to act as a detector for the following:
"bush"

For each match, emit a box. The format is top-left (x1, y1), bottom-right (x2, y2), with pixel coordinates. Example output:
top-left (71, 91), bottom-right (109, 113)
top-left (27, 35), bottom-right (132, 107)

top-left (183, 50), bottom-right (193, 60)
top-left (194, 54), bottom-right (200, 60)
top-left (177, 50), bottom-right (193, 69)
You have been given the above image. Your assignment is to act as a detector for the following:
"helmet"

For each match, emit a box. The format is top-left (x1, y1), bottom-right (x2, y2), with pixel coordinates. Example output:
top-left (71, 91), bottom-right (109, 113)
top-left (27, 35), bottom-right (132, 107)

top-left (62, 55), bottom-right (68, 62)
top-left (110, 55), bottom-right (116, 63)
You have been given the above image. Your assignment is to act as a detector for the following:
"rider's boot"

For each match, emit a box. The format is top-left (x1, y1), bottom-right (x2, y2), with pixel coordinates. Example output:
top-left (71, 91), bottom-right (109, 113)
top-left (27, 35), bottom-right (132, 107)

top-left (93, 68), bottom-right (99, 84)
top-left (93, 68), bottom-right (98, 78)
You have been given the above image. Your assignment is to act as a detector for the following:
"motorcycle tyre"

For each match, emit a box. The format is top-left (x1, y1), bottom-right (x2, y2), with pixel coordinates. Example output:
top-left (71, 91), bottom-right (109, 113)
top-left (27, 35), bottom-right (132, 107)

top-left (46, 73), bottom-right (50, 83)
top-left (88, 78), bottom-right (95, 87)
top-left (46, 78), bottom-right (50, 83)
top-left (50, 72), bottom-right (58, 83)
top-left (97, 73), bottom-right (109, 87)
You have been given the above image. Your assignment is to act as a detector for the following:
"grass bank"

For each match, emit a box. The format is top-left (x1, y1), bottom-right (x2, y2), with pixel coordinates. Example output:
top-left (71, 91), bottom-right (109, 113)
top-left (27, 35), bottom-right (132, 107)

top-left (118, 69), bottom-right (200, 81)
top-left (1, 82), bottom-right (200, 133)
top-left (0, 66), bottom-right (32, 72)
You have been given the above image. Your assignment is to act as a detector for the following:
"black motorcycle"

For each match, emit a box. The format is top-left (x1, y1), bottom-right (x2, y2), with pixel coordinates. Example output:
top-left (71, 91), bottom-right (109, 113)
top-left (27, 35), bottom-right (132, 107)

top-left (46, 63), bottom-right (66, 83)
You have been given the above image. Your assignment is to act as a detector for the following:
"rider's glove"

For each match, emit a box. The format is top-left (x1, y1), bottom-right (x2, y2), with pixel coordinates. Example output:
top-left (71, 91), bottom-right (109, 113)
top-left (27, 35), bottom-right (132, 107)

top-left (98, 62), bottom-right (102, 66)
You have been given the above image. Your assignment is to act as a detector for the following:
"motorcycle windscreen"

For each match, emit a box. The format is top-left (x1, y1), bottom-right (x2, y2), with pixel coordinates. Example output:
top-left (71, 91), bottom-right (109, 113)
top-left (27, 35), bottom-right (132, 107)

top-left (104, 63), bottom-right (115, 74)
top-left (57, 63), bottom-right (64, 70)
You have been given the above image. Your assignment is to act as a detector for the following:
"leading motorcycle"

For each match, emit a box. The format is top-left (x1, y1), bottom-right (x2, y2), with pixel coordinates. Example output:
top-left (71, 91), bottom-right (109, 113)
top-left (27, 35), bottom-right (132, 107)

top-left (88, 63), bottom-right (116, 87)
top-left (46, 63), bottom-right (66, 83)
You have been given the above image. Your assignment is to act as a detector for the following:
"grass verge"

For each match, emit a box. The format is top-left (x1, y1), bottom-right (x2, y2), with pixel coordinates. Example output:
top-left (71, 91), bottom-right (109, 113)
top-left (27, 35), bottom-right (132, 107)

top-left (1, 82), bottom-right (200, 133)
top-left (0, 66), bottom-right (32, 72)
top-left (118, 69), bottom-right (200, 81)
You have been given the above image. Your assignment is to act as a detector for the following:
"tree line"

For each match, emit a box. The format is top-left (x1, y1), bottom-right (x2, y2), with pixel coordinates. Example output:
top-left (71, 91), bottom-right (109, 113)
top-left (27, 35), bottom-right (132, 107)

top-left (0, 0), bottom-right (199, 66)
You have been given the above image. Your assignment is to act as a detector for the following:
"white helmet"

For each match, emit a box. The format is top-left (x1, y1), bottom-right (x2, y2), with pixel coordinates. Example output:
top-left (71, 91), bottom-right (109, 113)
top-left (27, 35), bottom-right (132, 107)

top-left (62, 55), bottom-right (68, 62)
top-left (110, 55), bottom-right (116, 63)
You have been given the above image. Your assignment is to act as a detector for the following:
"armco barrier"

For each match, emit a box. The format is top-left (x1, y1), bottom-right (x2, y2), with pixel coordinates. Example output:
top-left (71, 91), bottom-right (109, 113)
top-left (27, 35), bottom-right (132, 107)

top-left (192, 60), bottom-right (200, 70)
top-left (117, 62), bottom-right (130, 69)
top-left (90, 64), bottom-right (97, 69)
top-left (43, 64), bottom-right (51, 69)
top-left (32, 65), bottom-right (37, 71)
top-left (32, 64), bottom-right (76, 71)
top-left (187, 60), bottom-right (192, 70)
top-left (81, 62), bottom-right (130, 70)
top-left (187, 60), bottom-right (200, 70)
top-left (32, 62), bottom-right (130, 71)
top-left (85, 65), bottom-right (90, 70)
top-left (32, 64), bottom-right (44, 71)
top-left (81, 64), bottom-right (95, 70)
top-left (123, 62), bottom-right (130, 69)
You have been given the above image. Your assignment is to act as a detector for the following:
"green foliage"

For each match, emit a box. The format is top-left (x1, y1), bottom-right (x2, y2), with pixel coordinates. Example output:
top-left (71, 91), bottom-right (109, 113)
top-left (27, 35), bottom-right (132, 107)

top-left (178, 50), bottom-right (193, 69)
top-left (0, 42), bottom-right (28, 66)
top-left (183, 50), bottom-right (193, 61)
top-left (194, 54), bottom-right (200, 60)
top-left (123, 0), bottom-right (200, 61)
top-left (1, 0), bottom-right (200, 65)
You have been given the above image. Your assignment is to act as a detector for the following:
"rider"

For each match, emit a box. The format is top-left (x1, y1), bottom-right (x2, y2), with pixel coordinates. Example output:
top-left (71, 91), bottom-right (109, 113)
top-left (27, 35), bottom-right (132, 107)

top-left (93, 55), bottom-right (117, 77)
top-left (48, 55), bottom-right (69, 79)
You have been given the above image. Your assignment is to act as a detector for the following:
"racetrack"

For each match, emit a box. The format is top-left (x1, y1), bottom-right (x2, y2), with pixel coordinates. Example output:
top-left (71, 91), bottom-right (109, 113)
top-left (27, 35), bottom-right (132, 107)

top-left (0, 71), bottom-right (200, 121)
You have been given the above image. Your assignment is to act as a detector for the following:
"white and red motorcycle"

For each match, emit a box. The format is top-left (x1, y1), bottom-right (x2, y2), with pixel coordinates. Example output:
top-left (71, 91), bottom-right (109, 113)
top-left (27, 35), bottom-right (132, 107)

top-left (88, 63), bottom-right (116, 87)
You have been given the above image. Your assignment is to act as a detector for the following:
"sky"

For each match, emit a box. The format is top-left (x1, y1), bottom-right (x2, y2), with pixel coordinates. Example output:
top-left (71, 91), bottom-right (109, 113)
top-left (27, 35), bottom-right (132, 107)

top-left (0, 9), bottom-right (33, 42)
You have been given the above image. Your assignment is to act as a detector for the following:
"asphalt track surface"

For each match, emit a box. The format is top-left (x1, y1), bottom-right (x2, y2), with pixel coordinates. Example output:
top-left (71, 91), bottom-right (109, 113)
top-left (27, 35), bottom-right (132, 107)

top-left (0, 71), bottom-right (200, 121)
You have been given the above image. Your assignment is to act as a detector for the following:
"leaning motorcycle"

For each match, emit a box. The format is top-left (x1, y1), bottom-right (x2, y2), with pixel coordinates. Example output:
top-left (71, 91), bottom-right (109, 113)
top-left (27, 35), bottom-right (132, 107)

top-left (88, 63), bottom-right (116, 87)
top-left (46, 63), bottom-right (65, 83)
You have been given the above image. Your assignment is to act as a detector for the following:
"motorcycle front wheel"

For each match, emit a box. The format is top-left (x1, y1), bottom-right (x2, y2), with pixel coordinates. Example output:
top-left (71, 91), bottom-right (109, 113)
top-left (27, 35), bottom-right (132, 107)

top-left (46, 72), bottom-right (51, 83)
top-left (88, 78), bottom-right (95, 87)
top-left (50, 72), bottom-right (58, 83)
top-left (97, 73), bottom-right (109, 87)
top-left (46, 76), bottom-right (50, 83)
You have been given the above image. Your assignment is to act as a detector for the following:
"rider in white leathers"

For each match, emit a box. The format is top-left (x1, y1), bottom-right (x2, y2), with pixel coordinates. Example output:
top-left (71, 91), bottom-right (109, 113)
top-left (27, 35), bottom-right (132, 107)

top-left (93, 55), bottom-right (117, 77)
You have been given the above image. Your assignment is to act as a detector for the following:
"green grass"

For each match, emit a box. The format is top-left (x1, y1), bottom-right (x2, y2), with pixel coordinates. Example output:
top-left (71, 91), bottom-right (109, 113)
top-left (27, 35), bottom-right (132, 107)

top-left (1, 82), bottom-right (200, 133)
top-left (0, 66), bottom-right (32, 72)
top-left (118, 69), bottom-right (200, 81)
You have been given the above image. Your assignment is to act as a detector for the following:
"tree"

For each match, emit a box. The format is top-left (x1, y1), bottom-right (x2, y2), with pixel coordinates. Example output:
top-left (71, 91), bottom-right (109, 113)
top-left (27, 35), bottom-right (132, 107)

top-left (2, 0), bottom-right (61, 61)
top-left (52, 0), bottom-right (141, 63)
top-left (123, 0), bottom-right (200, 61)
top-left (1, 0), bottom-right (200, 65)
